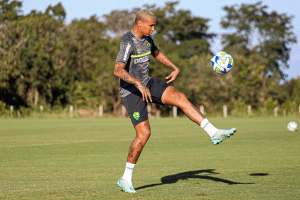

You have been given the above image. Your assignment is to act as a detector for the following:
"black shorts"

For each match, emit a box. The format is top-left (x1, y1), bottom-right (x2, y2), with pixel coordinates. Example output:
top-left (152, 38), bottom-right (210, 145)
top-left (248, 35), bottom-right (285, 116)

top-left (121, 77), bottom-right (171, 127)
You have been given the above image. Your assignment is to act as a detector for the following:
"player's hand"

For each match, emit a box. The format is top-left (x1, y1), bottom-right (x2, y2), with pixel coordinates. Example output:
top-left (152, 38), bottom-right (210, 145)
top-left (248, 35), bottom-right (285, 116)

top-left (166, 69), bottom-right (180, 83)
top-left (137, 83), bottom-right (152, 103)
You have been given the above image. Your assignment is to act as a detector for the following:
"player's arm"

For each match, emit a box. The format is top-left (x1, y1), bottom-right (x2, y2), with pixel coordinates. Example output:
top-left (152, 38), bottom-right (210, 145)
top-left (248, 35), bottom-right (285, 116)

top-left (154, 50), bottom-right (180, 83)
top-left (114, 62), bottom-right (152, 102)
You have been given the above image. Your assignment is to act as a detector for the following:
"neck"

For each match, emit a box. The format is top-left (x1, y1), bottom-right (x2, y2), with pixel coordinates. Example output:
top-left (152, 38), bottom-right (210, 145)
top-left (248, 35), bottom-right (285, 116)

top-left (132, 25), bottom-right (144, 40)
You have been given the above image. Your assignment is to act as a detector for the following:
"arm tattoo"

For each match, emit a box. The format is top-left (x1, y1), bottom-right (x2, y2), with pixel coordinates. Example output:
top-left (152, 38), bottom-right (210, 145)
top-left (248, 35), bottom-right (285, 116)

top-left (114, 67), bottom-right (121, 75)
top-left (114, 62), bottom-right (139, 85)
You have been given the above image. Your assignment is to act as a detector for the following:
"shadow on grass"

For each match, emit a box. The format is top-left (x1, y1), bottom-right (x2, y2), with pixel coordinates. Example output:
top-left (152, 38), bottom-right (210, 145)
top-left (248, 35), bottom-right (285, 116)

top-left (249, 173), bottom-right (269, 176)
top-left (135, 169), bottom-right (255, 191)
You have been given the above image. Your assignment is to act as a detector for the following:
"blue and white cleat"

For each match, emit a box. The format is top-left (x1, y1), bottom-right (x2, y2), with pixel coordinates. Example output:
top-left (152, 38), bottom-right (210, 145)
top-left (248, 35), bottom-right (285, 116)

top-left (211, 128), bottom-right (236, 145)
top-left (117, 178), bottom-right (136, 193)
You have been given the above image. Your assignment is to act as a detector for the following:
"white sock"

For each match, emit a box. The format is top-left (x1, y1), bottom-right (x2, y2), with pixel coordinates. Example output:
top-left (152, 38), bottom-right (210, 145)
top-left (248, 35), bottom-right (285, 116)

top-left (200, 118), bottom-right (219, 137)
top-left (122, 162), bottom-right (136, 183)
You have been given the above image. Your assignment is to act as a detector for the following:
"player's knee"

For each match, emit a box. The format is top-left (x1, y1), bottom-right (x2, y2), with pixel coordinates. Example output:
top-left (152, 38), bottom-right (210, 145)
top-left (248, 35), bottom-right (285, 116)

top-left (177, 91), bottom-right (188, 102)
top-left (136, 125), bottom-right (151, 140)
top-left (142, 128), bottom-right (151, 139)
top-left (174, 92), bottom-right (191, 110)
top-left (136, 131), bottom-right (151, 144)
top-left (145, 131), bottom-right (151, 140)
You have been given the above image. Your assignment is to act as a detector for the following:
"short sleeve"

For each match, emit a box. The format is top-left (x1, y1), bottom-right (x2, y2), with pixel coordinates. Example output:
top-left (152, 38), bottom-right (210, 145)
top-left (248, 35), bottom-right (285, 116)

top-left (115, 36), bottom-right (132, 64)
top-left (149, 35), bottom-right (159, 53)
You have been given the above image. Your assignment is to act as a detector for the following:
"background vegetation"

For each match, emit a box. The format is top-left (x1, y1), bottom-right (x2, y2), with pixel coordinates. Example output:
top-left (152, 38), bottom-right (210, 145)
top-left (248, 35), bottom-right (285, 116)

top-left (0, 0), bottom-right (299, 118)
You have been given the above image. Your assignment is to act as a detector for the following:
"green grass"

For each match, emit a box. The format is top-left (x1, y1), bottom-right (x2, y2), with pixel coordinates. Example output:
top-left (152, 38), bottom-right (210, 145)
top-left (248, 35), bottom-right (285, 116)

top-left (0, 117), bottom-right (300, 199)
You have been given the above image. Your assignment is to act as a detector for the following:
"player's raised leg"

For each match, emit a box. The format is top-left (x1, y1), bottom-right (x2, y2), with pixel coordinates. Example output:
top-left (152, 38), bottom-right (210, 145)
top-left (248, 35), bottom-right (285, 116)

top-left (161, 86), bottom-right (236, 144)
top-left (117, 120), bottom-right (151, 193)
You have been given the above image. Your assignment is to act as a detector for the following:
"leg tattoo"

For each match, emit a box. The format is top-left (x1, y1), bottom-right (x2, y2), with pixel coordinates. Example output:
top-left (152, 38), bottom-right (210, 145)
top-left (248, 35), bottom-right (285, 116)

top-left (128, 141), bottom-right (144, 163)
top-left (127, 120), bottom-right (151, 164)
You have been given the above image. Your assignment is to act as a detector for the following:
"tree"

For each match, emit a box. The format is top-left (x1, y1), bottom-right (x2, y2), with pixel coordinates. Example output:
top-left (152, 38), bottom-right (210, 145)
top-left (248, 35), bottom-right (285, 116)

top-left (53, 15), bottom-right (107, 108)
top-left (103, 8), bottom-right (139, 39)
top-left (221, 1), bottom-right (297, 76)
top-left (0, 16), bottom-right (30, 107)
top-left (0, 0), bottom-right (22, 26)
top-left (45, 2), bottom-right (66, 20)
top-left (280, 78), bottom-right (300, 114)
top-left (147, 1), bottom-right (215, 59)
top-left (0, 3), bottom-right (65, 108)
top-left (220, 1), bottom-right (297, 104)
top-left (94, 38), bottom-right (121, 115)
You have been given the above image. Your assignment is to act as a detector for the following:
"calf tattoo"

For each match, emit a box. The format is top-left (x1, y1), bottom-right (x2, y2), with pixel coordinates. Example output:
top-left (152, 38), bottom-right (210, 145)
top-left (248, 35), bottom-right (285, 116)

top-left (128, 141), bottom-right (144, 163)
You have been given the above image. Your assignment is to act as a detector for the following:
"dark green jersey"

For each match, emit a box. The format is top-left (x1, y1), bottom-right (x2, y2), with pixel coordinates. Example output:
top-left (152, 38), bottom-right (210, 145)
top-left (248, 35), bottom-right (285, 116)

top-left (116, 30), bottom-right (159, 97)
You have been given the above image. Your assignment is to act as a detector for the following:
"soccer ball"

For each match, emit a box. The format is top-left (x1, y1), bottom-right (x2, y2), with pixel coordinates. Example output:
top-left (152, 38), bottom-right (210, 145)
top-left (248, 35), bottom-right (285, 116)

top-left (287, 121), bottom-right (298, 132)
top-left (211, 51), bottom-right (233, 74)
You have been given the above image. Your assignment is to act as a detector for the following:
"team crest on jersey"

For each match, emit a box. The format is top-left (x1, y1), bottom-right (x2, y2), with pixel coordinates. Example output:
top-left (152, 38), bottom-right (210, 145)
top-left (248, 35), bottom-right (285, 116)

top-left (147, 42), bottom-right (151, 50)
top-left (137, 49), bottom-right (141, 54)
top-left (133, 112), bottom-right (140, 120)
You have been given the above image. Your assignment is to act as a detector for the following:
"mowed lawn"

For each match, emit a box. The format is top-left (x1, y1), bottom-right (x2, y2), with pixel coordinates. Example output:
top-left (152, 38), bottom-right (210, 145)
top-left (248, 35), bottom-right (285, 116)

top-left (0, 117), bottom-right (299, 199)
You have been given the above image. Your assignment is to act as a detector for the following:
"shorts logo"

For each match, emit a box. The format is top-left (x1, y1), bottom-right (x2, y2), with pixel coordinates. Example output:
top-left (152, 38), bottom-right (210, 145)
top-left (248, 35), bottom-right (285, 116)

top-left (147, 42), bottom-right (151, 50)
top-left (133, 112), bottom-right (140, 120)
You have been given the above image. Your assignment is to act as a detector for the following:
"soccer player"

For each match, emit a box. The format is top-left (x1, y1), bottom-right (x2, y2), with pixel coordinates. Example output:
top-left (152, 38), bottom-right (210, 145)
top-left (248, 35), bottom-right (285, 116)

top-left (114, 9), bottom-right (236, 193)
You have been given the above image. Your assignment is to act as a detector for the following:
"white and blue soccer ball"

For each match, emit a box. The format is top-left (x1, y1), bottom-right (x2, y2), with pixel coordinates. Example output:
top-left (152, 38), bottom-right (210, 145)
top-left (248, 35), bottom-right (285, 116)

top-left (287, 121), bottom-right (297, 132)
top-left (211, 51), bottom-right (233, 74)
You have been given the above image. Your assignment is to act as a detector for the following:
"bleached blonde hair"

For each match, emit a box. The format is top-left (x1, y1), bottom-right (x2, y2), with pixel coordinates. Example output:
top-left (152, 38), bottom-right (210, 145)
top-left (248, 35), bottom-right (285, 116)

top-left (135, 9), bottom-right (156, 24)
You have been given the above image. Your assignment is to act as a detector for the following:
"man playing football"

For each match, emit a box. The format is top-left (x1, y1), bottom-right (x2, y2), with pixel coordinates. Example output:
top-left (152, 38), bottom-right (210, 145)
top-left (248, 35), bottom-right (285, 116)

top-left (114, 9), bottom-right (236, 193)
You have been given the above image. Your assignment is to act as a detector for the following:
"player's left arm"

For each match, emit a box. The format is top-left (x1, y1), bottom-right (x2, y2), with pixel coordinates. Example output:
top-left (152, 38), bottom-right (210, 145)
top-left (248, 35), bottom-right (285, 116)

top-left (154, 50), bottom-right (180, 83)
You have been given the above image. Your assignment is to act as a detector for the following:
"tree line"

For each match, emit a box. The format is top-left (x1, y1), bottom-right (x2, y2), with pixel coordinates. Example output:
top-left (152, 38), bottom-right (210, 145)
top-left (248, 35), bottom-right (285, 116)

top-left (0, 0), bottom-right (298, 117)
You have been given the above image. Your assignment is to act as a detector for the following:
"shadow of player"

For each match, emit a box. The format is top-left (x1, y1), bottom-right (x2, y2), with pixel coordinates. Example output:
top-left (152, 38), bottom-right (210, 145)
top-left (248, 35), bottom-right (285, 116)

top-left (135, 169), bottom-right (254, 191)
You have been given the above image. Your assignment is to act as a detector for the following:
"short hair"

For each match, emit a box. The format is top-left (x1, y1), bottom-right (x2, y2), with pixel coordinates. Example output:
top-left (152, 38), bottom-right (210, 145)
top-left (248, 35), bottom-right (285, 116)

top-left (135, 9), bottom-right (156, 24)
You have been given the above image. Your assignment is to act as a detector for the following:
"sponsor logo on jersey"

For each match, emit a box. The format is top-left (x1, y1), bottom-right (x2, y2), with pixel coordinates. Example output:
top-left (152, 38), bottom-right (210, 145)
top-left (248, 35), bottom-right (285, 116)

top-left (123, 43), bottom-right (131, 61)
top-left (134, 55), bottom-right (150, 64)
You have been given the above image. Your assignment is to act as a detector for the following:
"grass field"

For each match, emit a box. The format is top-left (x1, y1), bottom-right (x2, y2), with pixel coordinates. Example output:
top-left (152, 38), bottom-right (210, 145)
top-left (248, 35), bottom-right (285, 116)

top-left (0, 117), bottom-right (299, 199)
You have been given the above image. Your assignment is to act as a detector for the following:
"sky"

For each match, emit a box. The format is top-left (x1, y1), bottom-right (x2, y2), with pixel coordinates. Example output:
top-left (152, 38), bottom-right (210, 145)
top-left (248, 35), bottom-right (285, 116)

top-left (21, 0), bottom-right (300, 80)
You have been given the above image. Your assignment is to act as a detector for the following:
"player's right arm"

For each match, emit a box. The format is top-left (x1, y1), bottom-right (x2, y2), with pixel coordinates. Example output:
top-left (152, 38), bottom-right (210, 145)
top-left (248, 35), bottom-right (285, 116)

top-left (114, 62), bottom-right (152, 102)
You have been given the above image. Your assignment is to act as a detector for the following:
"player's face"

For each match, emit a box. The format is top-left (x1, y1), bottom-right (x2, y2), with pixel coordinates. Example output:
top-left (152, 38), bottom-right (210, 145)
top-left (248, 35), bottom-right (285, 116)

top-left (141, 17), bottom-right (156, 37)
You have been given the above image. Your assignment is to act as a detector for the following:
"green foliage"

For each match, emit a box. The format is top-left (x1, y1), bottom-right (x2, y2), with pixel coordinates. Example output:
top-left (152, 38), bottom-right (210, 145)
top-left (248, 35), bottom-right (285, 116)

top-left (0, 100), bottom-right (9, 117)
top-left (264, 97), bottom-right (278, 115)
top-left (221, 1), bottom-right (297, 75)
top-left (293, 79), bottom-right (300, 106)
top-left (231, 98), bottom-right (248, 117)
top-left (0, 1), bottom-right (298, 117)
top-left (0, 2), bottom-right (65, 108)
top-left (0, 0), bottom-right (22, 25)
top-left (103, 8), bottom-right (139, 38)
top-left (220, 1), bottom-right (297, 108)
top-left (18, 106), bottom-right (32, 117)
top-left (71, 81), bottom-right (99, 108)
top-left (281, 100), bottom-right (298, 115)
top-left (149, 1), bottom-right (215, 58)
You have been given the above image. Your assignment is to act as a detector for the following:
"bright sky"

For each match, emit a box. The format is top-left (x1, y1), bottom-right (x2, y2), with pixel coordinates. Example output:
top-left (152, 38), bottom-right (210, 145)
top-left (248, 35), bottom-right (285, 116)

top-left (21, 0), bottom-right (300, 80)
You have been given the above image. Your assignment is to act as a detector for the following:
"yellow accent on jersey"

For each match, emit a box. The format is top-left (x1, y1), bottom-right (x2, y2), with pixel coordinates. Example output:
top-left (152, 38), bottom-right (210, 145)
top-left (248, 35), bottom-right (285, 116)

top-left (131, 51), bottom-right (151, 58)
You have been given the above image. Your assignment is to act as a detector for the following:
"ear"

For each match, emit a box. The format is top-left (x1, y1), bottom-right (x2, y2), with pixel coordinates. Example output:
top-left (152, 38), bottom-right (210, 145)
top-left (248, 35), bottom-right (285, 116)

top-left (137, 20), bottom-right (143, 27)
